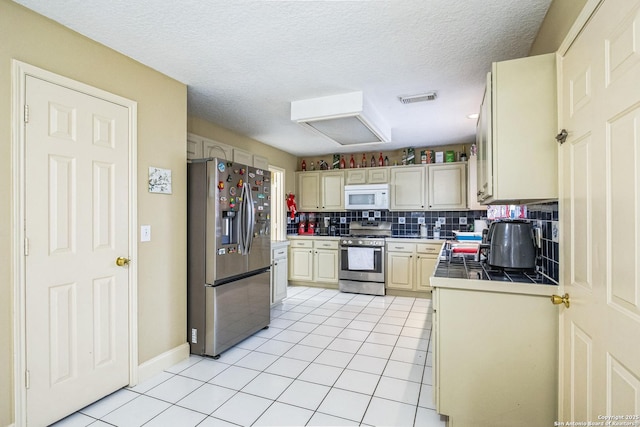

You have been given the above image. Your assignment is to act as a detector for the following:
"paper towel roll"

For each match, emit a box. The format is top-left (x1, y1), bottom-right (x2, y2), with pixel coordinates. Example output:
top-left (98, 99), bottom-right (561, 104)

top-left (474, 220), bottom-right (488, 232)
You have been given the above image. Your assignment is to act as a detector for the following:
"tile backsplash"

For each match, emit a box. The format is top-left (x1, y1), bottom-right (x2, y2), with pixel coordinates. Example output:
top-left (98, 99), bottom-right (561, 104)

top-left (287, 202), bottom-right (560, 284)
top-left (527, 201), bottom-right (559, 284)
top-left (287, 210), bottom-right (488, 239)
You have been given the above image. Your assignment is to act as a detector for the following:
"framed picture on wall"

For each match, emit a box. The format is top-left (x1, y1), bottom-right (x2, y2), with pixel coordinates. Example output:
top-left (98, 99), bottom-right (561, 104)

top-left (148, 166), bottom-right (172, 194)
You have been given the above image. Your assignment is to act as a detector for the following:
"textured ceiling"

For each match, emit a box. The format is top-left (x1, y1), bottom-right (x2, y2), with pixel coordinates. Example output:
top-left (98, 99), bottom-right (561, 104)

top-left (14, 0), bottom-right (552, 156)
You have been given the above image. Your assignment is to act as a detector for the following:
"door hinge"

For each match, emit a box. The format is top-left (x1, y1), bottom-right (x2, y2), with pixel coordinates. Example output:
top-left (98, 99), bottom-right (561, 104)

top-left (25, 370), bottom-right (30, 389)
top-left (24, 237), bottom-right (29, 256)
top-left (24, 104), bottom-right (29, 124)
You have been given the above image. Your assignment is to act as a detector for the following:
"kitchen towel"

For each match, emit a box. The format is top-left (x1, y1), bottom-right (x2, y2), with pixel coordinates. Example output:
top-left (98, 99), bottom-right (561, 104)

top-left (347, 247), bottom-right (375, 270)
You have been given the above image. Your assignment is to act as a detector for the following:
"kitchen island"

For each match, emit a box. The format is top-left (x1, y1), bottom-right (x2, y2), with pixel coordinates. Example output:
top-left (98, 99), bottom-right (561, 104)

top-left (431, 257), bottom-right (559, 427)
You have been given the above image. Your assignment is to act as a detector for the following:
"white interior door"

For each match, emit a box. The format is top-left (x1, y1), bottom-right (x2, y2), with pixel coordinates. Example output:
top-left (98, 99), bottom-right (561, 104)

top-left (24, 75), bottom-right (131, 426)
top-left (559, 0), bottom-right (640, 420)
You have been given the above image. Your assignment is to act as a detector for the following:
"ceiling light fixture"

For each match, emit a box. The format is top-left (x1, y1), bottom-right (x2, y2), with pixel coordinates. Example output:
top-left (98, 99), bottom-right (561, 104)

top-left (291, 91), bottom-right (390, 146)
top-left (398, 91), bottom-right (438, 104)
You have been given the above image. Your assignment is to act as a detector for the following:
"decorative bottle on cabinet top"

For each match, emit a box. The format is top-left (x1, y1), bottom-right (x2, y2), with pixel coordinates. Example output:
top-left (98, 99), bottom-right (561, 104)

top-left (378, 153), bottom-right (384, 166)
top-left (349, 154), bottom-right (355, 168)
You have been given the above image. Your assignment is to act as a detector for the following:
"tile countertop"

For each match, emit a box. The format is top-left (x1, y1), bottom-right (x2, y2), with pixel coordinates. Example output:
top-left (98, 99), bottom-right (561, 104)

top-left (431, 258), bottom-right (558, 297)
top-left (287, 235), bottom-right (341, 240)
top-left (386, 237), bottom-right (447, 243)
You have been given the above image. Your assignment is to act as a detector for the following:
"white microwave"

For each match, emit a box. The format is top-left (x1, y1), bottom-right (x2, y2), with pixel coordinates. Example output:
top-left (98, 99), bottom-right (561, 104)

top-left (344, 184), bottom-right (390, 210)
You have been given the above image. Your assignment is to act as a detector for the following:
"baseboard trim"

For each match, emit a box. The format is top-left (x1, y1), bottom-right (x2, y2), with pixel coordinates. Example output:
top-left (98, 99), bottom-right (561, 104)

top-left (136, 342), bottom-right (190, 385)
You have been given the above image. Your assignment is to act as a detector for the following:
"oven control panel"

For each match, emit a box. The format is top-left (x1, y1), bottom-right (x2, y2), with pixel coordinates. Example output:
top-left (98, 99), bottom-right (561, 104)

top-left (341, 239), bottom-right (385, 246)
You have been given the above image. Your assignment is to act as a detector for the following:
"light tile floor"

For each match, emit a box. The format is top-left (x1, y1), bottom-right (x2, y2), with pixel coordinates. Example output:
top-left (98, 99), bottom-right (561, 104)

top-left (52, 286), bottom-right (446, 427)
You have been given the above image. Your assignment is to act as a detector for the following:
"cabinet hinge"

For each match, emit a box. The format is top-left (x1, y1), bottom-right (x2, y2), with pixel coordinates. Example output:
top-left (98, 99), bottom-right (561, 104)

top-left (24, 104), bottom-right (29, 123)
top-left (25, 370), bottom-right (30, 389)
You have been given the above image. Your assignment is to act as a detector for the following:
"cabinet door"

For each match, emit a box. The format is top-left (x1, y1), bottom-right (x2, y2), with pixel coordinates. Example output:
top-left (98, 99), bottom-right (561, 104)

top-left (289, 247), bottom-right (313, 281)
top-left (345, 169), bottom-right (366, 185)
top-left (272, 255), bottom-right (288, 304)
top-left (416, 255), bottom-right (437, 291)
top-left (296, 172), bottom-right (320, 211)
top-left (386, 251), bottom-right (414, 290)
top-left (367, 167), bottom-right (389, 184)
top-left (428, 163), bottom-right (467, 210)
top-left (314, 249), bottom-right (339, 284)
top-left (233, 148), bottom-right (253, 166)
top-left (253, 155), bottom-right (269, 169)
top-left (477, 75), bottom-right (493, 203)
top-left (187, 135), bottom-right (203, 160)
top-left (321, 171), bottom-right (345, 211)
top-left (202, 139), bottom-right (232, 160)
top-left (466, 156), bottom-right (486, 211)
top-left (390, 166), bottom-right (426, 210)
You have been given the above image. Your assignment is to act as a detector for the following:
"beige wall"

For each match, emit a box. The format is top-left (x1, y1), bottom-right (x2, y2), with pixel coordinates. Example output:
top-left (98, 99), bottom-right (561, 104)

top-left (529, 0), bottom-right (589, 55)
top-left (187, 116), bottom-right (299, 195)
top-left (0, 2), bottom-right (187, 425)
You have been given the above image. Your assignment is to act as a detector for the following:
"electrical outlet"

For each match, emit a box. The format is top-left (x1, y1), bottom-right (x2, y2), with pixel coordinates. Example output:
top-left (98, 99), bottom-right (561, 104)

top-left (140, 225), bottom-right (151, 242)
top-left (374, 211), bottom-right (381, 218)
top-left (340, 217), bottom-right (346, 224)
top-left (438, 217), bottom-right (446, 225)
top-left (459, 217), bottom-right (467, 225)
top-left (398, 217), bottom-right (406, 224)
top-left (417, 217), bottom-right (426, 225)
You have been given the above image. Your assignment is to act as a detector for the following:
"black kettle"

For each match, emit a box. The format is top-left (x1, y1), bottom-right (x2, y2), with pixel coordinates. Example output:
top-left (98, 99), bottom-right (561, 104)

top-left (486, 220), bottom-right (537, 269)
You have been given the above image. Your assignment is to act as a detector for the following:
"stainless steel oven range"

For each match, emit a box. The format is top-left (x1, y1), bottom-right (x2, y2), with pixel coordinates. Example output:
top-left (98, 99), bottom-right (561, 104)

top-left (339, 221), bottom-right (392, 296)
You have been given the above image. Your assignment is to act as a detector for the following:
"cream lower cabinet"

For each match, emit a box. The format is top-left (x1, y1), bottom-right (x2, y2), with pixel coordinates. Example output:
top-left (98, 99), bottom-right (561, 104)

top-left (433, 285), bottom-right (557, 426)
top-left (271, 244), bottom-right (288, 305)
top-left (386, 241), bottom-right (441, 292)
top-left (288, 238), bottom-right (339, 285)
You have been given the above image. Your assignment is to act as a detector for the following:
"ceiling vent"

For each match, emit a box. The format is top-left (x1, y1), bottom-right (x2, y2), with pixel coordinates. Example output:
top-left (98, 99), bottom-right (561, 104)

top-left (398, 92), bottom-right (438, 104)
top-left (291, 91), bottom-right (390, 146)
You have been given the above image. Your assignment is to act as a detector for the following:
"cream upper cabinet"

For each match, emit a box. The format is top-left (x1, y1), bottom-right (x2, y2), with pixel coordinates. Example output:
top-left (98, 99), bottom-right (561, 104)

top-left (187, 132), bottom-right (233, 161)
top-left (202, 139), bottom-right (233, 160)
top-left (428, 163), bottom-right (467, 210)
top-left (253, 155), bottom-right (269, 169)
top-left (296, 171), bottom-right (344, 212)
top-left (466, 155), bottom-right (486, 211)
top-left (321, 171), bottom-right (345, 211)
top-left (187, 134), bottom-right (203, 160)
top-left (390, 165), bottom-right (426, 210)
top-left (345, 167), bottom-right (390, 184)
top-left (477, 53), bottom-right (557, 204)
top-left (296, 172), bottom-right (321, 211)
top-left (233, 148), bottom-right (253, 165)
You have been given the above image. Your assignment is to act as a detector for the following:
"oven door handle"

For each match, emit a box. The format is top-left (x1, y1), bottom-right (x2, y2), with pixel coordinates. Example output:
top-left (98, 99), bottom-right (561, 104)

top-left (341, 247), bottom-right (383, 252)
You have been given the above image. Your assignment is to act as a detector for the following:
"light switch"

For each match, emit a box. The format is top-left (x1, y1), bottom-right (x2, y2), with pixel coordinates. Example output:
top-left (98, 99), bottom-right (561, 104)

top-left (141, 225), bottom-right (151, 242)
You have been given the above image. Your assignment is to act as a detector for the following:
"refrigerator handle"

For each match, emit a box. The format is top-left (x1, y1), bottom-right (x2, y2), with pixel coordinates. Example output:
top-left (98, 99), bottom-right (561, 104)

top-left (244, 182), bottom-right (255, 253)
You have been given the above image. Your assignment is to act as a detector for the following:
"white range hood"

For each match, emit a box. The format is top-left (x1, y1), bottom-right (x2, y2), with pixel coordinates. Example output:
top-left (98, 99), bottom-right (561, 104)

top-left (291, 91), bottom-right (390, 147)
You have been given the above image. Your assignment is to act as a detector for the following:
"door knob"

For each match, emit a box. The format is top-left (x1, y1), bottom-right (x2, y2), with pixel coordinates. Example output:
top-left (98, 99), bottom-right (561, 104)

top-left (115, 257), bottom-right (130, 267)
top-left (551, 293), bottom-right (570, 308)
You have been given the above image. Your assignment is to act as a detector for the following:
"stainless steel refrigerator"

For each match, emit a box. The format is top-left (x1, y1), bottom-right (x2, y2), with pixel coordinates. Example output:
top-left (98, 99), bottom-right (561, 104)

top-left (187, 158), bottom-right (271, 358)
